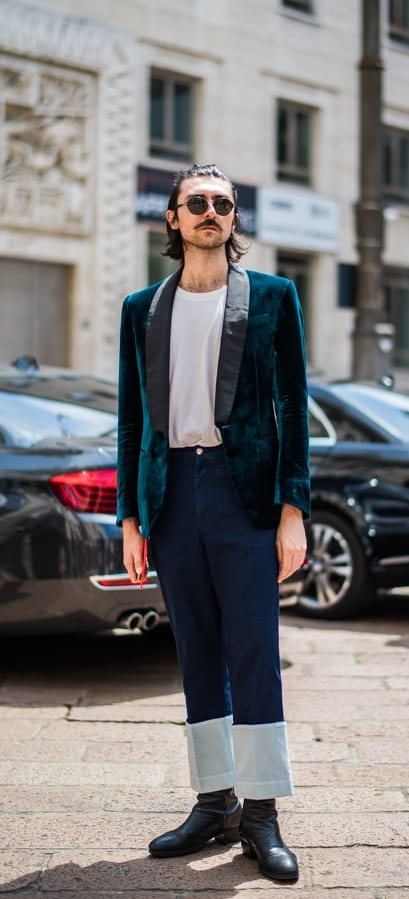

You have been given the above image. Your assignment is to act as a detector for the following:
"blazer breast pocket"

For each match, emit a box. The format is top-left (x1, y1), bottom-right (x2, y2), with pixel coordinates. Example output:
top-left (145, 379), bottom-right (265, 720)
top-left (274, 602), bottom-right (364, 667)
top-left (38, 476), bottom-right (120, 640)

top-left (246, 313), bottom-right (270, 327)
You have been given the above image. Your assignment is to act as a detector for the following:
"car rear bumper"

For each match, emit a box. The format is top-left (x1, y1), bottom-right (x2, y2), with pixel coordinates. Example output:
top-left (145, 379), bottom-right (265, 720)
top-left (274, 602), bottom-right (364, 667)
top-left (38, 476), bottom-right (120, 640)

top-left (0, 574), bottom-right (168, 635)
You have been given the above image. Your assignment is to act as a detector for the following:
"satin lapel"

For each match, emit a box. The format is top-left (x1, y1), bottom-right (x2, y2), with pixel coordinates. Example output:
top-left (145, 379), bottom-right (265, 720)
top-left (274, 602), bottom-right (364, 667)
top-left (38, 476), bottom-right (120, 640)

top-left (215, 264), bottom-right (250, 424)
top-left (145, 269), bottom-right (181, 434)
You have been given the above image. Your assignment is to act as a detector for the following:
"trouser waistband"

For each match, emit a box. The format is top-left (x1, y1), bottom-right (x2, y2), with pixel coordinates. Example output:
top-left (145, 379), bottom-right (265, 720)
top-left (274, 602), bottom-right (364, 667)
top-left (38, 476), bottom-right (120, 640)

top-left (169, 444), bottom-right (224, 456)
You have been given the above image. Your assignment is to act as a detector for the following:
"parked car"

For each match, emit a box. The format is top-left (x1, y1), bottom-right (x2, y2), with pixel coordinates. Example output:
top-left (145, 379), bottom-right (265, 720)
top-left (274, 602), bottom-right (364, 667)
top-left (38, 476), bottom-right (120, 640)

top-left (0, 358), bottom-right (166, 635)
top-left (281, 381), bottom-right (409, 619)
top-left (2, 358), bottom-right (408, 631)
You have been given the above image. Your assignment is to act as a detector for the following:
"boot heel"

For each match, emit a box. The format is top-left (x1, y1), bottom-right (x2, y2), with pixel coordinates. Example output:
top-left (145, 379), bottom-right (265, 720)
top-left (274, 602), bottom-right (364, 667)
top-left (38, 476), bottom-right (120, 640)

top-left (241, 838), bottom-right (257, 859)
top-left (215, 825), bottom-right (241, 845)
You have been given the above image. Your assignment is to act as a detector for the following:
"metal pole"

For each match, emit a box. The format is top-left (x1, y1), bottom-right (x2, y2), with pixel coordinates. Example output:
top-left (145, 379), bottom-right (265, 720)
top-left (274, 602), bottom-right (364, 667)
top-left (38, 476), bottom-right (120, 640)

top-left (352, 0), bottom-right (394, 380)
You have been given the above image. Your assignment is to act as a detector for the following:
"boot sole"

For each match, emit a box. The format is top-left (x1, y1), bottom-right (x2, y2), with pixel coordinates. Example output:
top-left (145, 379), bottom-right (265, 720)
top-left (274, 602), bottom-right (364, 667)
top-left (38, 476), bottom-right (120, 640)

top-left (241, 838), bottom-right (299, 884)
top-left (149, 827), bottom-right (241, 858)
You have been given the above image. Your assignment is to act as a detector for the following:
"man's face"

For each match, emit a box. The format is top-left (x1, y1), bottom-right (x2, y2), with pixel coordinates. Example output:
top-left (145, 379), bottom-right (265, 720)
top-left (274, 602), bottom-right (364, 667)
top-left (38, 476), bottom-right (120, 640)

top-left (166, 176), bottom-right (236, 253)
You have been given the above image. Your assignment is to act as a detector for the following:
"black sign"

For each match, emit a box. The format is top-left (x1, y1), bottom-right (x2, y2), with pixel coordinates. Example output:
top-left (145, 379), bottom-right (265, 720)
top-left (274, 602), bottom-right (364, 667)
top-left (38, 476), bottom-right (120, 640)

top-left (136, 166), bottom-right (174, 221)
top-left (136, 166), bottom-right (257, 236)
top-left (235, 183), bottom-right (257, 236)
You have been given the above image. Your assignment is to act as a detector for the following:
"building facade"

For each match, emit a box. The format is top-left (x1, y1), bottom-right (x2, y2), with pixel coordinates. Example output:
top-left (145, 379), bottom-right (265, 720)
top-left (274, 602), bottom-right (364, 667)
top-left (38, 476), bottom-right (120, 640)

top-left (1, 0), bottom-right (409, 385)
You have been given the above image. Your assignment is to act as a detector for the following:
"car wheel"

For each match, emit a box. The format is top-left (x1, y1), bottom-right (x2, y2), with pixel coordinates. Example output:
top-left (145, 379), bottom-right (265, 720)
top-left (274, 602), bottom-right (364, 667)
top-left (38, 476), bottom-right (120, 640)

top-left (294, 509), bottom-right (373, 620)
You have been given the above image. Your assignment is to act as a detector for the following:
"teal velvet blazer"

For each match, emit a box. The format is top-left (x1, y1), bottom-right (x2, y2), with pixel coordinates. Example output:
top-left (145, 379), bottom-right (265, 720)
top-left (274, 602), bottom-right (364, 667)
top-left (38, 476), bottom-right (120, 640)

top-left (117, 264), bottom-right (310, 536)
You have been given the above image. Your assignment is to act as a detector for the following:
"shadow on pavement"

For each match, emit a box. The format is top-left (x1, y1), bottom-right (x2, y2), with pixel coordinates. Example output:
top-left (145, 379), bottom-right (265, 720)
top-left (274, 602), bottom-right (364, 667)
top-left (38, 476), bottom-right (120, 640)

top-left (0, 844), bottom-right (270, 897)
top-left (0, 591), bottom-right (407, 710)
top-left (0, 625), bottom-right (182, 708)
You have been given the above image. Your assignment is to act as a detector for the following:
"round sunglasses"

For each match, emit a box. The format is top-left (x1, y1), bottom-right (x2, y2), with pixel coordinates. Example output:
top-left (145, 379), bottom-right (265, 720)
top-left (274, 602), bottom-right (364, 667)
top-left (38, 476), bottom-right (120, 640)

top-left (175, 195), bottom-right (235, 216)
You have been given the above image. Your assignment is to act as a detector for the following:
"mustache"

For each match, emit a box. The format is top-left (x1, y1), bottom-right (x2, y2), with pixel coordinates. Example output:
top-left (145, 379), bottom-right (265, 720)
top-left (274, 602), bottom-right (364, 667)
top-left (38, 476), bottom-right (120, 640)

top-left (195, 220), bottom-right (221, 231)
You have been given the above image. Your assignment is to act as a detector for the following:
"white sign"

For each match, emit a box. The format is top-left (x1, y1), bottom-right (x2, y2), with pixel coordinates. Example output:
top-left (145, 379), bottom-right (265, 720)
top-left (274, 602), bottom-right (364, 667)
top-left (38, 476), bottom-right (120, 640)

top-left (257, 187), bottom-right (339, 253)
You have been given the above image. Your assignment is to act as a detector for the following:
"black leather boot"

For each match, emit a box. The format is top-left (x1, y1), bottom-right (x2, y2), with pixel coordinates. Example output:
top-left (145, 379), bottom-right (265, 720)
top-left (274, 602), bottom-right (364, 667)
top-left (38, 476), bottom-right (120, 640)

top-left (240, 798), bottom-right (299, 883)
top-left (149, 788), bottom-right (242, 857)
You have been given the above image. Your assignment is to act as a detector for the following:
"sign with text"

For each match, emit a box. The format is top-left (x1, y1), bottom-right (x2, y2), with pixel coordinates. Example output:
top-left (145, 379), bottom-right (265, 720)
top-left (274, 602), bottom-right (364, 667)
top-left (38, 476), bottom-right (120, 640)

top-left (257, 187), bottom-right (339, 252)
top-left (136, 166), bottom-right (173, 221)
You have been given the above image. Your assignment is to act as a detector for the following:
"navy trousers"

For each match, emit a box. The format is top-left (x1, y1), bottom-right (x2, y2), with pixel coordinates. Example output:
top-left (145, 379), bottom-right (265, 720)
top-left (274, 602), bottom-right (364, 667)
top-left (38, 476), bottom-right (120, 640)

top-left (150, 445), bottom-right (293, 798)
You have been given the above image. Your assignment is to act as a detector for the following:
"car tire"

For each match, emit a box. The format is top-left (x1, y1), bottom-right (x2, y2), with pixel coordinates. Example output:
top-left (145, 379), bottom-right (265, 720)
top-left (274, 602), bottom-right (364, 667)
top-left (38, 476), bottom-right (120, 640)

top-left (294, 509), bottom-right (374, 620)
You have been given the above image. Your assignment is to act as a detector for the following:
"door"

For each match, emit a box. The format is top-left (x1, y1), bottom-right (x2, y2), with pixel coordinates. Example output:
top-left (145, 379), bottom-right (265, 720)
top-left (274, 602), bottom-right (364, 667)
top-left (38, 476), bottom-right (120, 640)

top-left (0, 258), bottom-right (71, 366)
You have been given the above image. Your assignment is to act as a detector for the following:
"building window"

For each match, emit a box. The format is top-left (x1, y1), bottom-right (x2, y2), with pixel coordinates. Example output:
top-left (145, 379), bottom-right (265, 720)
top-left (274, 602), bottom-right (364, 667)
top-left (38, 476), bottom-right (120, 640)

top-left (337, 263), bottom-right (357, 309)
top-left (389, 0), bottom-right (409, 43)
top-left (277, 101), bottom-right (313, 185)
top-left (282, 0), bottom-right (313, 11)
top-left (149, 71), bottom-right (194, 162)
top-left (148, 231), bottom-right (178, 285)
top-left (384, 268), bottom-right (409, 368)
top-left (383, 126), bottom-right (409, 203)
top-left (277, 253), bottom-right (311, 356)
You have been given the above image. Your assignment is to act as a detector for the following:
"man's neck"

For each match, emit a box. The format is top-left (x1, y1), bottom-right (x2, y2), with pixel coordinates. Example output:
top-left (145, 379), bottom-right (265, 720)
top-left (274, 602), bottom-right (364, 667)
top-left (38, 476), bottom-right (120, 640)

top-left (179, 250), bottom-right (229, 293)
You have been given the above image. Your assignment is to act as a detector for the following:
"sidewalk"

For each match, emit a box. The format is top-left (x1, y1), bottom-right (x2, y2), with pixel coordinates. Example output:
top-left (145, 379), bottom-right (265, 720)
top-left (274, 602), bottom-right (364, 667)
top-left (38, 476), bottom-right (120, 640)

top-left (0, 614), bottom-right (408, 898)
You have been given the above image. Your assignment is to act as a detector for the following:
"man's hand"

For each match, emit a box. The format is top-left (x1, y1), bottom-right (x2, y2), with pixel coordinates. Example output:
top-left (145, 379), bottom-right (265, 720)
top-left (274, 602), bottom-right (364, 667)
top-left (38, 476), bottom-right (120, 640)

top-left (122, 517), bottom-right (146, 583)
top-left (276, 504), bottom-right (307, 583)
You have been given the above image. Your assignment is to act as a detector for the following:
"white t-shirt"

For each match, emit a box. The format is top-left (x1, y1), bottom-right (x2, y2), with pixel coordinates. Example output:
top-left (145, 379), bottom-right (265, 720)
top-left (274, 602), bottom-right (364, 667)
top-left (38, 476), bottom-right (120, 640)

top-left (168, 285), bottom-right (227, 448)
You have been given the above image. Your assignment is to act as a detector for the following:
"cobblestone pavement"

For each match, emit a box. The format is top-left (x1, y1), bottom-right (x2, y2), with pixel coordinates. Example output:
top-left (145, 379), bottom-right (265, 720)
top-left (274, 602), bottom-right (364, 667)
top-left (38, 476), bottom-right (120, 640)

top-left (0, 597), bottom-right (408, 898)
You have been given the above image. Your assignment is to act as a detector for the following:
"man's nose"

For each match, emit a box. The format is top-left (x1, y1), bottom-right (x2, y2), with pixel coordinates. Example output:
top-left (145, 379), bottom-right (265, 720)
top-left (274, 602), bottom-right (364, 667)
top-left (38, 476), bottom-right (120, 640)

top-left (204, 200), bottom-right (217, 215)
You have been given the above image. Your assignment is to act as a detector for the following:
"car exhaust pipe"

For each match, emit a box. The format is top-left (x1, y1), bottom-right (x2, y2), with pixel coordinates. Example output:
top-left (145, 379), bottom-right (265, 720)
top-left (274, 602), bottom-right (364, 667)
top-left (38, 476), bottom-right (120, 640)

top-left (142, 609), bottom-right (160, 631)
top-left (118, 611), bottom-right (144, 631)
top-left (117, 609), bottom-right (160, 632)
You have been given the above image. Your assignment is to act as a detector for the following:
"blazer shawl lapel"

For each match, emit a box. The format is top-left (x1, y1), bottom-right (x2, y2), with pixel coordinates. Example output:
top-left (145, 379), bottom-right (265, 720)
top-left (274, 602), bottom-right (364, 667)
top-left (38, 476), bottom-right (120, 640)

top-left (215, 264), bottom-right (250, 424)
top-left (145, 263), bottom-right (250, 434)
top-left (145, 268), bottom-right (181, 434)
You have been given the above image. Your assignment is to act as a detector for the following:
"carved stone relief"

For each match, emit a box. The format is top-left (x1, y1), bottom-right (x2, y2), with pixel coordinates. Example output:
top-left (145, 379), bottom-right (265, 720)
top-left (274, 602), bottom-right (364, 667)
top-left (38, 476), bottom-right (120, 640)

top-left (0, 56), bottom-right (95, 234)
top-left (0, 0), bottom-right (136, 377)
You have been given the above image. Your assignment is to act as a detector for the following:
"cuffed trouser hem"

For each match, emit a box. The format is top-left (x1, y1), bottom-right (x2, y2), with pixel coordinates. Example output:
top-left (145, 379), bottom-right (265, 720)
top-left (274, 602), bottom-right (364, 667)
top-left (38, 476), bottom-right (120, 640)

top-left (187, 715), bottom-right (235, 792)
top-left (233, 721), bottom-right (293, 799)
top-left (186, 716), bottom-right (293, 798)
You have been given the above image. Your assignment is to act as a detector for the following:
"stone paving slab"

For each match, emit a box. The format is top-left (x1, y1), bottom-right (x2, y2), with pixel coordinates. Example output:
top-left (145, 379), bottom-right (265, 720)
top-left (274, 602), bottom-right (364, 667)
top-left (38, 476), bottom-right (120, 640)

top-left (33, 848), bottom-right (311, 891)
top-left (307, 847), bottom-right (409, 889)
top-left (39, 720), bottom-right (186, 743)
top-left (0, 761), bottom-right (171, 786)
top-left (0, 706), bottom-right (65, 719)
top-left (3, 893), bottom-right (409, 899)
top-left (103, 785), bottom-right (193, 812)
top-left (334, 764), bottom-right (409, 787)
top-left (0, 739), bottom-right (85, 762)
top-left (280, 786), bottom-right (408, 812)
top-left (0, 621), bottom-right (408, 897)
top-left (5, 893), bottom-right (408, 899)
top-left (69, 702), bottom-right (186, 723)
top-left (0, 785), bottom-right (104, 814)
top-left (314, 721), bottom-right (409, 739)
top-left (0, 852), bottom-right (46, 892)
top-left (1, 810), bottom-right (407, 851)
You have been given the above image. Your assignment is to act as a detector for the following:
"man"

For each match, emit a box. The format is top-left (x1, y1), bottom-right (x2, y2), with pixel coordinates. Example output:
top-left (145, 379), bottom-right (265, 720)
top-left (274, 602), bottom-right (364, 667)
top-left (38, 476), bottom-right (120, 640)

top-left (117, 163), bottom-right (310, 884)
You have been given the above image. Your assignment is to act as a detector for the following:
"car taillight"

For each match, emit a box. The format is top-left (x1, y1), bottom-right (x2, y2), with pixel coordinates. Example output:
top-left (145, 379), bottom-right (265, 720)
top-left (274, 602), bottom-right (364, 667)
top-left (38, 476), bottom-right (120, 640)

top-left (49, 469), bottom-right (117, 514)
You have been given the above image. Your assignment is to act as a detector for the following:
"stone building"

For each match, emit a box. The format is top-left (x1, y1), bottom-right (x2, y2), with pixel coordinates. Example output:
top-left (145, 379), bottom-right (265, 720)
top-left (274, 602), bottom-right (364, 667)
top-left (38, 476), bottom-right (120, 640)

top-left (1, 0), bottom-right (409, 384)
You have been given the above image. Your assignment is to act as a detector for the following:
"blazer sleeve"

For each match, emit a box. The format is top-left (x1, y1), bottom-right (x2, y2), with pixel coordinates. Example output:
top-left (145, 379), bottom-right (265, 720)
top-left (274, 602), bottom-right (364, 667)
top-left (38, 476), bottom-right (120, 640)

top-left (116, 296), bottom-right (142, 527)
top-left (273, 280), bottom-right (311, 519)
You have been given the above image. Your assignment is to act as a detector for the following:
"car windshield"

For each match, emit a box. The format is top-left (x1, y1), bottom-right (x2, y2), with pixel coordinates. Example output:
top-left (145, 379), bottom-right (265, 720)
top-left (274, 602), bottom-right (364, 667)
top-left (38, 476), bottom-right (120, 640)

top-left (0, 392), bottom-right (118, 447)
top-left (331, 384), bottom-right (409, 441)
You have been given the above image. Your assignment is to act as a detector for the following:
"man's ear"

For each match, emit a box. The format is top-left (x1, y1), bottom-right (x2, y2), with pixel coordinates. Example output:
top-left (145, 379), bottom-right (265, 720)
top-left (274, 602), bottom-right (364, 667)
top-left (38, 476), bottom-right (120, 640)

top-left (166, 209), bottom-right (179, 231)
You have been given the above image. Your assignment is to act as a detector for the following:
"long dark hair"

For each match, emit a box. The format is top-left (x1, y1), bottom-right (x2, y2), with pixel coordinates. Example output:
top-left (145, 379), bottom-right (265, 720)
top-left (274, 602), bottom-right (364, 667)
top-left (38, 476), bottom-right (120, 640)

top-left (163, 163), bottom-right (249, 263)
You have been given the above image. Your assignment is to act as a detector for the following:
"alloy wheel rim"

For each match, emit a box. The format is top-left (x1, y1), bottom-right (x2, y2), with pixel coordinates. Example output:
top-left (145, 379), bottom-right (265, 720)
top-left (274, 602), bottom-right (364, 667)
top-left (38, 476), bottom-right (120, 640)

top-left (299, 521), bottom-right (353, 610)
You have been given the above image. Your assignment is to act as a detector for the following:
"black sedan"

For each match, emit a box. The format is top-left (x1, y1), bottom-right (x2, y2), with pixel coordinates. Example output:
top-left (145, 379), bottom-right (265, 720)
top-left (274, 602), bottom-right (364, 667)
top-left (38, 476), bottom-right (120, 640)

top-left (281, 381), bottom-right (409, 619)
top-left (2, 360), bottom-right (408, 630)
top-left (0, 358), bottom-right (166, 634)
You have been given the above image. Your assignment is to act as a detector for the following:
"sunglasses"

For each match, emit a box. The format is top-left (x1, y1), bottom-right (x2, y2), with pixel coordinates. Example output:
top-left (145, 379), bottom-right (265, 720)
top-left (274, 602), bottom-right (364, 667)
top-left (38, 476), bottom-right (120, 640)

top-left (175, 195), bottom-right (235, 216)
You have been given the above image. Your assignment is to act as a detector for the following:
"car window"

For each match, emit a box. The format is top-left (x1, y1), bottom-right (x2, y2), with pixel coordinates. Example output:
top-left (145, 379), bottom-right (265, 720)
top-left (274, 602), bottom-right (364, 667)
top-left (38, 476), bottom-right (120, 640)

top-left (0, 392), bottom-right (117, 447)
top-left (315, 397), bottom-right (381, 442)
top-left (308, 397), bottom-right (336, 443)
top-left (331, 385), bottom-right (409, 441)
